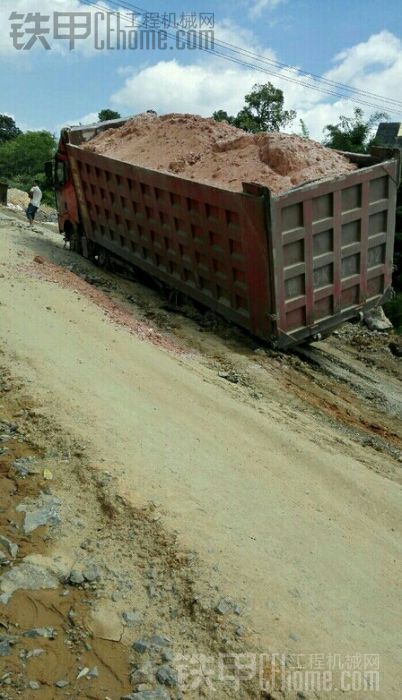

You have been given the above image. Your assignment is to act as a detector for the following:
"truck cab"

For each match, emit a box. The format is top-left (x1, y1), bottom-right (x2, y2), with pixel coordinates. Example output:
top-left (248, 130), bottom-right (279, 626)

top-left (47, 117), bottom-right (129, 248)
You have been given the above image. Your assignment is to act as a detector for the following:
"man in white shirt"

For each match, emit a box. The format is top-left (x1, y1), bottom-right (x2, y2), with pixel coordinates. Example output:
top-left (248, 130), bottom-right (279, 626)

top-left (26, 181), bottom-right (42, 226)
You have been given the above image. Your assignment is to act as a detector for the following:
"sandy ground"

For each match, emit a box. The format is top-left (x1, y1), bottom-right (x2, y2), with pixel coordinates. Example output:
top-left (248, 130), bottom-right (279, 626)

top-left (0, 365), bottom-right (263, 699)
top-left (0, 211), bottom-right (401, 699)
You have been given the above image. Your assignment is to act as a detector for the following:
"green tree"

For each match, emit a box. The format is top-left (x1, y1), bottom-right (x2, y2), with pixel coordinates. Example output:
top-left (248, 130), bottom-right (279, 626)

top-left (213, 83), bottom-right (296, 133)
top-left (298, 118), bottom-right (310, 138)
top-left (237, 83), bottom-right (296, 132)
top-left (98, 109), bottom-right (121, 122)
top-left (323, 108), bottom-right (388, 154)
top-left (0, 115), bottom-right (21, 144)
top-left (212, 109), bottom-right (236, 126)
top-left (0, 131), bottom-right (56, 204)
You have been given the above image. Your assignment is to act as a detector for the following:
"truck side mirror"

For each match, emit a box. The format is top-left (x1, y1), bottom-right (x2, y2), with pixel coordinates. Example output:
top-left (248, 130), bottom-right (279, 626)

top-left (54, 159), bottom-right (69, 189)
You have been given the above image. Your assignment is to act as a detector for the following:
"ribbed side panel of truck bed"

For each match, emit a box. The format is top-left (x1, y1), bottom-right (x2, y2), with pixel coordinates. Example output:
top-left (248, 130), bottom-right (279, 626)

top-left (66, 143), bottom-right (398, 348)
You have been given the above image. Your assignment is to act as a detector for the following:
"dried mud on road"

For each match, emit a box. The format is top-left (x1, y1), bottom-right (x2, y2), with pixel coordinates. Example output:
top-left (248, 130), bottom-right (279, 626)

top-left (0, 366), bottom-right (260, 699)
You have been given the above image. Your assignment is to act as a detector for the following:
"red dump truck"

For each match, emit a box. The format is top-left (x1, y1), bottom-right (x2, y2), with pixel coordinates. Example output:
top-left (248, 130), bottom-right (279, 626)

top-left (49, 118), bottom-right (400, 348)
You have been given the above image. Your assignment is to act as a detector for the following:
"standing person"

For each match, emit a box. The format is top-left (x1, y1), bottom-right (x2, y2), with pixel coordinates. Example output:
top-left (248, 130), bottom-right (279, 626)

top-left (26, 180), bottom-right (42, 227)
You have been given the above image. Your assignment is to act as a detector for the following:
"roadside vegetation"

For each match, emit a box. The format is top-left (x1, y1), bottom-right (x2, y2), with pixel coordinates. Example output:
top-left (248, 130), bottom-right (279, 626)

top-left (0, 108), bottom-right (121, 207)
top-left (0, 117), bottom-right (56, 205)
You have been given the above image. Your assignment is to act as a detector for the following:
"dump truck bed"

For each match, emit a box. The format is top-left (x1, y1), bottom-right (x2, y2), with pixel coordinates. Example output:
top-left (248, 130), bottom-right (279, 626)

top-left (65, 140), bottom-right (399, 348)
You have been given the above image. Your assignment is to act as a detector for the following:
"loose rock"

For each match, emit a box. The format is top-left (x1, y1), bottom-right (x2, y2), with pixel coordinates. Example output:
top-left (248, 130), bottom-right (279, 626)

top-left (11, 456), bottom-right (36, 478)
top-left (0, 563), bottom-right (59, 604)
top-left (122, 610), bottom-right (143, 626)
top-left (132, 639), bottom-right (151, 654)
top-left (155, 665), bottom-right (178, 687)
top-left (215, 597), bottom-right (233, 615)
top-left (82, 562), bottom-right (101, 582)
top-left (23, 627), bottom-right (57, 639)
top-left (76, 667), bottom-right (90, 679)
top-left (122, 690), bottom-right (170, 700)
top-left (26, 648), bottom-right (45, 658)
top-left (68, 569), bottom-right (85, 585)
top-left (0, 639), bottom-right (13, 656)
top-left (16, 497), bottom-right (61, 534)
top-left (150, 635), bottom-right (171, 648)
top-left (130, 662), bottom-right (153, 686)
top-left (364, 306), bottom-right (393, 331)
top-left (0, 536), bottom-right (18, 559)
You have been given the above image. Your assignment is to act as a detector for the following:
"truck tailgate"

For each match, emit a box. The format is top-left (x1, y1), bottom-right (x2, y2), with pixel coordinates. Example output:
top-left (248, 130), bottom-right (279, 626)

top-left (268, 158), bottom-right (399, 346)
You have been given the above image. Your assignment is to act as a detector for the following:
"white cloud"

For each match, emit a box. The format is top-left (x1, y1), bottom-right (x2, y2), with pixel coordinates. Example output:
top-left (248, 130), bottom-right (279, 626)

top-left (248, 0), bottom-right (286, 19)
top-left (112, 60), bottom-right (258, 117)
top-left (293, 30), bottom-right (402, 139)
top-left (110, 28), bottom-right (402, 141)
top-left (0, 110), bottom-right (42, 133)
top-left (323, 30), bottom-right (402, 117)
top-left (328, 30), bottom-right (401, 82)
top-left (212, 19), bottom-right (276, 57)
top-left (111, 19), bottom-right (289, 120)
top-left (55, 111), bottom-right (100, 133)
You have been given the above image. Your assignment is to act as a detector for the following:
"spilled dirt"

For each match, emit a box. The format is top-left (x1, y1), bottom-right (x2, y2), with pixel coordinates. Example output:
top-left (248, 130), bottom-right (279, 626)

top-left (26, 256), bottom-right (187, 356)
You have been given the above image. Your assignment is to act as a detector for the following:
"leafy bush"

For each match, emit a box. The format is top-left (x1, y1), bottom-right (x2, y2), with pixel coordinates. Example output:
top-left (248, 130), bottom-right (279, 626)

top-left (0, 130), bottom-right (56, 206)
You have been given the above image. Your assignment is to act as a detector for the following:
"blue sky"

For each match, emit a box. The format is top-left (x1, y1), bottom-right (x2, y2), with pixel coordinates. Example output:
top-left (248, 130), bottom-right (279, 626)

top-left (1, 0), bottom-right (401, 140)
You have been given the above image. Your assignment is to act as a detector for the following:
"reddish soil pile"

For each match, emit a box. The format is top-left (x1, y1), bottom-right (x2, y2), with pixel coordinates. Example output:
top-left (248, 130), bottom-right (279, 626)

top-left (84, 113), bottom-right (357, 195)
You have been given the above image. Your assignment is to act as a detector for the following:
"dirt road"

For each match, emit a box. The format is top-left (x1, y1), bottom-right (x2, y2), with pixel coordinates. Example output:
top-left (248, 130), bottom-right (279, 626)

top-left (0, 211), bottom-right (401, 699)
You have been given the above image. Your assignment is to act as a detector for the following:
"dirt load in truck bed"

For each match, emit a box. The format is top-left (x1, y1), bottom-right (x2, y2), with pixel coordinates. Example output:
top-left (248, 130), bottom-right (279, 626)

top-left (84, 112), bottom-right (357, 194)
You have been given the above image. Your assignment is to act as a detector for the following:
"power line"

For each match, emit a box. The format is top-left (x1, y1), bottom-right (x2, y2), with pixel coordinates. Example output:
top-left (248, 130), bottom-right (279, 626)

top-left (81, 0), bottom-right (402, 112)
top-left (95, 0), bottom-right (402, 110)
top-left (106, 0), bottom-right (402, 110)
top-left (79, 0), bottom-right (402, 115)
